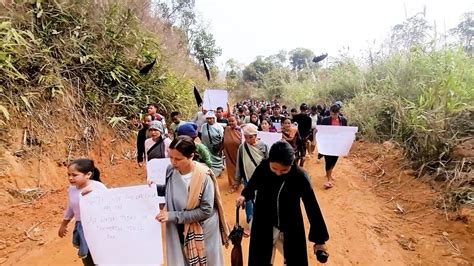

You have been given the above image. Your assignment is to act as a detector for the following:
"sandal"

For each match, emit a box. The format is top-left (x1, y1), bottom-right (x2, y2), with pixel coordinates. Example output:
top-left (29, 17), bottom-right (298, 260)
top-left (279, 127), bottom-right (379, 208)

top-left (323, 182), bottom-right (333, 189)
top-left (227, 187), bottom-right (236, 194)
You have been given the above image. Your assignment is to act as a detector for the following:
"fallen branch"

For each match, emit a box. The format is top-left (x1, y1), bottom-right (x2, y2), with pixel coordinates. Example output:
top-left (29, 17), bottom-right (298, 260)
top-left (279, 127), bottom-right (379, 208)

top-left (385, 196), bottom-right (394, 204)
top-left (395, 202), bottom-right (406, 214)
top-left (24, 220), bottom-right (45, 241)
top-left (442, 235), bottom-right (461, 254)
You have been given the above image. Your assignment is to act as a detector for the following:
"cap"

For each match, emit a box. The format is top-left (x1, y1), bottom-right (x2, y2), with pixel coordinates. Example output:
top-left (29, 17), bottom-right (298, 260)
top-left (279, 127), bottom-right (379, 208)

top-left (177, 123), bottom-right (198, 138)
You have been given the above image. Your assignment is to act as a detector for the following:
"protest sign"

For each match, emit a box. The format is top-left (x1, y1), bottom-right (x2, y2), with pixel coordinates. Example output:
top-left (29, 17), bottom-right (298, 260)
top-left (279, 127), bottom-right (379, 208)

top-left (316, 125), bottom-right (358, 156)
top-left (80, 185), bottom-right (163, 265)
top-left (273, 122), bottom-right (281, 132)
top-left (146, 158), bottom-right (171, 185)
top-left (203, 89), bottom-right (228, 111)
top-left (257, 131), bottom-right (282, 148)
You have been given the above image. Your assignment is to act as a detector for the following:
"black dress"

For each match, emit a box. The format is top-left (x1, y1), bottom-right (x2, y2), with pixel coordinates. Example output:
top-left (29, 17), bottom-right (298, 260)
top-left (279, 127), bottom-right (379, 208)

top-left (241, 160), bottom-right (329, 266)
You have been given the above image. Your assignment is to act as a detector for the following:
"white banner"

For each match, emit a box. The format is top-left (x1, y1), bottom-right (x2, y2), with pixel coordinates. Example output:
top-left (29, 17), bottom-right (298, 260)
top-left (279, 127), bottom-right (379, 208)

top-left (80, 185), bottom-right (163, 265)
top-left (203, 89), bottom-right (228, 111)
top-left (273, 122), bottom-right (281, 132)
top-left (147, 158), bottom-right (171, 185)
top-left (316, 125), bottom-right (358, 156)
top-left (257, 131), bottom-right (282, 148)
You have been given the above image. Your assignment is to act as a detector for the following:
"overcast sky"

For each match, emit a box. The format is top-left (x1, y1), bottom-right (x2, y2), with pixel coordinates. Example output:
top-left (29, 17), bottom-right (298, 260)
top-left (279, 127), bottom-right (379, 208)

top-left (195, 0), bottom-right (472, 68)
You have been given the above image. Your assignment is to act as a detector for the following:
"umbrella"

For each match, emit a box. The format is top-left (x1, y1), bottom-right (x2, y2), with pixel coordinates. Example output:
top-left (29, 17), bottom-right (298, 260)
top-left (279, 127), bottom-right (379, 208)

top-left (228, 205), bottom-right (244, 266)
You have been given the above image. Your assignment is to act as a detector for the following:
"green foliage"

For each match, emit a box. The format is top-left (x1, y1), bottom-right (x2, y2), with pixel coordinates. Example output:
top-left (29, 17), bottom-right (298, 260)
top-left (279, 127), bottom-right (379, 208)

top-left (449, 11), bottom-right (473, 53)
top-left (0, 0), bottom-right (196, 128)
top-left (228, 13), bottom-right (473, 207)
top-left (289, 47), bottom-right (315, 71)
top-left (192, 28), bottom-right (222, 65)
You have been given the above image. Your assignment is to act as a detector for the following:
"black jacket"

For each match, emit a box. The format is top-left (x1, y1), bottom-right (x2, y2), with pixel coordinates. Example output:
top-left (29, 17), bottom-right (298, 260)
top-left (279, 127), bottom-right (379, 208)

top-left (321, 115), bottom-right (347, 126)
top-left (242, 160), bottom-right (329, 266)
top-left (292, 113), bottom-right (312, 139)
top-left (136, 127), bottom-right (148, 163)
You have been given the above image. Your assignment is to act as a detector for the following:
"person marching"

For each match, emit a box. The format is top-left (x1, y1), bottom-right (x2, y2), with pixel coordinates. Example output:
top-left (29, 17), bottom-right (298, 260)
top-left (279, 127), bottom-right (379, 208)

top-left (156, 136), bottom-right (229, 266)
top-left (234, 123), bottom-right (269, 224)
top-left (136, 114), bottom-right (153, 167)
top-left (200, 111), bottom-right (225, 177)
top-left (177, 122), bottom-right (212, 168)
top-left (144, 120), bottom-right (171, 161)
top-left (58, 159), bottom-right (107, 266)
top-left (223, 115), bottom-right (242, 193)
top-left (320, 104), bottom-right (348, 188)
top-left (281, 117), bottom-right (302, 164)
top-left (236, 141), bottom-right (329, 266)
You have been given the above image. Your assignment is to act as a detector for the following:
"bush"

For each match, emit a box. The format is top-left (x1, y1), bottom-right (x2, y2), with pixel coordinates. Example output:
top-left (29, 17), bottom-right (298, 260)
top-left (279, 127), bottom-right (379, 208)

top-left (0, 0), bottom-right (197, 129)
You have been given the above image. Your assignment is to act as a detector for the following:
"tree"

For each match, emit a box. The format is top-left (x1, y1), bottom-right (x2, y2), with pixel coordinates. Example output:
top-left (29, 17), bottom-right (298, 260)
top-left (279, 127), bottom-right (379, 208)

top-left (450, 12), bottom-right (473, 53)
top-left (242, 56), bottom-right (275, 86)
top-left (390, 13), bottom-right (432, 52)
top-left (155, 0), bottom-right (196, 26)
top-left (192, 28), bottom-right (222, 65)
top-left (289, 48), bottom-right (315, 71)
top-left (225, 59), bottom-right (242, 91)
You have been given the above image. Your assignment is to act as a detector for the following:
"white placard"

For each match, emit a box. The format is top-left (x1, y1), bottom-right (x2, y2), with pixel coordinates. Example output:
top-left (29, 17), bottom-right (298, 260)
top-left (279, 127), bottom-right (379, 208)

top-left (203, 89), bottom-right (228, 111)
top-left (316, 125), bottom-right (358, 156)
top-left (80, 185), bottom-right (163, 265)
top-left (273, 122), bottom-right (281, 132)
top-left (257, 131), bottom-right (282, 148)
top-left (146, 158), bottom-right (171, 185)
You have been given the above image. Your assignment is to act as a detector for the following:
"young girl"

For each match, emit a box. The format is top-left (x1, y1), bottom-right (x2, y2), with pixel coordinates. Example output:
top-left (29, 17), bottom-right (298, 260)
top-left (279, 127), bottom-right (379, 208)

top-left (258, 117), bottom-right (277, 132)
top-left (58, 159), bottom-right (107, 266)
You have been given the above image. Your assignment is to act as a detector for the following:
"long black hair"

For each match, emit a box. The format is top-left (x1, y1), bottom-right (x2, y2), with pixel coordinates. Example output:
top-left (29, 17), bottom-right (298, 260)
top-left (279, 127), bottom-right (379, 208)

top-left (69, 159), bottom-right (101, 182)
top-left (269, 141), bottom-right (295, 166)
top-left (169, 135), bottom-right (196, 158)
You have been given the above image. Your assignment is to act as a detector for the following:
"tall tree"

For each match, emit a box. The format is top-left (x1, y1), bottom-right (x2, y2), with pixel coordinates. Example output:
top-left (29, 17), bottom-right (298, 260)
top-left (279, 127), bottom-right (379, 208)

top-left (450, 11), bottom-right (473, 54)
top-left (390, 13), bottom-right (432, 52)
top-left (192, 28), bottom-right (222, 65)
top-left (289, 48), bottom-right (315, 71)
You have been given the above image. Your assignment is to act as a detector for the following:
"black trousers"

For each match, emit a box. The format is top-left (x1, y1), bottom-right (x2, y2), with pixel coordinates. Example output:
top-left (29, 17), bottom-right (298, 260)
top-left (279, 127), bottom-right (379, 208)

top-left (324, 155), bottom-right (339, 171)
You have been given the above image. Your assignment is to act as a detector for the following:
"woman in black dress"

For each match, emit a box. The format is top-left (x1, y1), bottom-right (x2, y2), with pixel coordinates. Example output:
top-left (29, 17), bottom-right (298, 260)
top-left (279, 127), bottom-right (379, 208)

top-left (236, 141), bottom-right (329, 266)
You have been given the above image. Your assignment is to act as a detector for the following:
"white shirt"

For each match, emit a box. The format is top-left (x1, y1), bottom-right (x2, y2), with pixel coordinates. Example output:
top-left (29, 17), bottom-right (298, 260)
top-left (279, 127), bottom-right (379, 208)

top-left (193, 112), bottom-right (208, 133)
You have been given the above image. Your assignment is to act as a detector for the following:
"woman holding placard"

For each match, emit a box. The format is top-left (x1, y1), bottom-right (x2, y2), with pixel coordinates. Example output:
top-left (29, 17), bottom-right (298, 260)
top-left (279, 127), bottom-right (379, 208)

top-left (156, 136), bottom-right (229, 266)
top-left (58, 159), bottom-right (106, 266)
top-left (320, 104), bottom-right (348, 189)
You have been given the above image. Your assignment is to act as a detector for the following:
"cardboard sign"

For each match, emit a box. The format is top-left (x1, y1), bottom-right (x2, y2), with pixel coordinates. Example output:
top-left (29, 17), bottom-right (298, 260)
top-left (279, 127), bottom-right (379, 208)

top-left (146, 158), bottom-right (171, 185)
top-left (257, 131), bottom-right (282, 148)
top-left (203, 89), bottom-right (228, 111)
top-left (80, 185), bottom-right (164, 265)
top-left (316, 125), bottom-right (358, 156)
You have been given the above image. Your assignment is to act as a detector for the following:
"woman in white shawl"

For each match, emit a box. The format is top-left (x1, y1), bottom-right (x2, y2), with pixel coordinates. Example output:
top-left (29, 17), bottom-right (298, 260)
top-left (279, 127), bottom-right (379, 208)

top-left (200, 111), bottom-right (225, 177)
top-left (234, 123), bottom-right (269, 223)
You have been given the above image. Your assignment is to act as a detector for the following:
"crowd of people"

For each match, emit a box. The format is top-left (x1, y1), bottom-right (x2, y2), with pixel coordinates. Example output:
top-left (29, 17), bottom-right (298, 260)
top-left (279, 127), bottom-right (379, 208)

top-left (59, 98), bottom-right (348, 266)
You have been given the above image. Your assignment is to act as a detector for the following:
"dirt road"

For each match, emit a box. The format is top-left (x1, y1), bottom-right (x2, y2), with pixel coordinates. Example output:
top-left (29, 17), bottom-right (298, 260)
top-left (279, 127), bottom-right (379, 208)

top-left (1, 143), bottom-right (472, 265)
